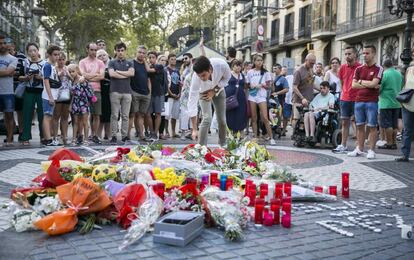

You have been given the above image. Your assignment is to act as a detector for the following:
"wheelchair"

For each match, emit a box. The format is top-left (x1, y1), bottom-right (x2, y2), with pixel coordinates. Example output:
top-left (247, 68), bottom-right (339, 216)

top-left (268, 95), bottom-right (283, 139)
top-left (291, 105), bottom-right (308, 147)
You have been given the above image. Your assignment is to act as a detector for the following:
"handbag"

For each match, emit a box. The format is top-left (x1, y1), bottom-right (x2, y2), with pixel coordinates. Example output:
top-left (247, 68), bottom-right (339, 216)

top-left (14, 82), bottom-right (26, 98)
top-left (249, 74), bottom-right (264, 97)
top-left (56, 87), bottom-right (71, 102)
top-left (396, 88), bottom-right (414, 103)
top-left (226, 75), bottom-right (240, 111)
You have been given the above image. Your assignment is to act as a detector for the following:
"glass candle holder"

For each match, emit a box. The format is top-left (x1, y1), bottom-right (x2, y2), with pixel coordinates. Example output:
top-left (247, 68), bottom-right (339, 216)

top-left (157, 183), bottom-right (165, 200)
top-left (342, 172), bottom-right (350, 198)
top-left (281, 213), bottom-right (291, 228)
top-left (248, 189), bottom-right (256, 207)
top-left (260, 183), bottom-right (268, 199)
top-left (255, 198), bottom-right (265, 224)
top-left (282, 196), bottom-right (291, 204)
top-left (210, 172), bottom-right (218, 185)
top-left (284, 182), bottom-right (292, 197)
top-left (220, 175), bottom-right (228, 191)
top-left (263, 212), bottom-right (273, 226)
top-left (282, 202), bottom-right (291, 215)
top-left (329, 185), bottom-right (337, 196)
top-left (270, 199), bottom-right (280, 225)
top-left (314, 186), bottom-right (323, 193)
top-left (226, 178), bottom-right (233, 190)
top-left (275, 183), bottom-right (283, 199)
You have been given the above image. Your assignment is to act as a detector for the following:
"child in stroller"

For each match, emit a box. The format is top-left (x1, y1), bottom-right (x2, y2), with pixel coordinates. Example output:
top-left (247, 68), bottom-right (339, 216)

top-left (268, 94), bottom-right (283, 139)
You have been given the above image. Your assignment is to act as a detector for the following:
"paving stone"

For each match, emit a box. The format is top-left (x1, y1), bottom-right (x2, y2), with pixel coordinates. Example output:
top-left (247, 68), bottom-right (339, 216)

top-left (213, 252), bottom-right (238, 259)
top-left (59, 255), bottom-right (87, 260)
top-left (136, 250), bottom-right (157, 258)
top-left (234, 248), bottom-right (256, 256)
top-left (205, 247), bottom-right (226, 254)
top-left (55, 248), bottom-right (78, 257)
top-left (31, 253), bottom-right (57, 260)
top-left (84, 250), bottom-right (110, 259)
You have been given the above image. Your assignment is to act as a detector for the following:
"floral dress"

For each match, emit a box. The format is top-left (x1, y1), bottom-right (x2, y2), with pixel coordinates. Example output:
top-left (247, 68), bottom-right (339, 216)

top-left (71, 82), bottom-right (94, 114)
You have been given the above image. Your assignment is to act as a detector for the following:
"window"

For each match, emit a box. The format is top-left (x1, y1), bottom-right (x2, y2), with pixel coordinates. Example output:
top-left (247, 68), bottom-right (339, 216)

top-left (284, 13), bottom-right (294, 34)
top-left (299, 5), bottom-right (310, 30)
top-left (349, 0), bottom-right (364, 20)
top-left (271, 19), bottom-right (280, 39)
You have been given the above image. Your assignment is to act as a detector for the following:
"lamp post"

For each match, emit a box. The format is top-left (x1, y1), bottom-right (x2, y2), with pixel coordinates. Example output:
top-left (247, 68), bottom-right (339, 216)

top-left (388, 0), bottom-right (414, 74)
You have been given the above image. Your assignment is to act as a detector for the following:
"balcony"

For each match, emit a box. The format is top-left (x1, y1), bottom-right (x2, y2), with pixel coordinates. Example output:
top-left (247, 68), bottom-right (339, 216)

top-left (236, 2), bottom-right (253, 22)
top-left (282, 0), bottom-right (294, 9)
top-left (235, 36), bottom-right (253, 50)
top-left (298, 25), bottom-right (311, 38)
top-left (269, 36), bottom-right (280, 46)
top-left (224, 23), bottom-right (230, 33)
top-left (231, 20), bottom-right (237, 29)
top-left (253, 8), bottom-right (268, 19)
top-left (283, 31), bottom-right (294, 43)
top-left (269, 1), bottom-right (280, 15)
top-left (312, 16), bottom-right (336, 40)
top-left (336, 8), bottom-right (404, 40)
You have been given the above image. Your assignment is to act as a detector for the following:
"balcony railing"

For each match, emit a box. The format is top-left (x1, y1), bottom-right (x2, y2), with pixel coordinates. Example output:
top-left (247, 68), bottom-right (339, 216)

top-left (231, 19), bottom-right (237, 29)
top-left (236, 2), bottom-right (253, 21)
top-left (282, 0), bottom-right (294, 8)
top-left (269, 36), bottom-right (280, 46)
top-left (225, 23), bottom-right (230, 33)
top-left (283, 31), bottom-right (294, 43)
top-left (312, 16), bottom-right (336, 34)
top-left (269, 1), bottom-right (280, 15)
top-left (336, 8), bottom-right (403, 36)
top-left (298, 25), bottom-right (311, 38)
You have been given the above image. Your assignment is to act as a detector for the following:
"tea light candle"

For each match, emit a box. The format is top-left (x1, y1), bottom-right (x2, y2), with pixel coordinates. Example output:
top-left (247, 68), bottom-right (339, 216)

top-left (210, 172), bottom-right (218, 185)
top-left (342, 172), bottom-right (350, 198)
top-left (270, 199), bottom-right (280, 225)
top-left (329, 186), bottom-right (337, 196)
top-left (314, 186), bottom-right (323, 193)
top-left (284, 182), bottom-right (292, 197)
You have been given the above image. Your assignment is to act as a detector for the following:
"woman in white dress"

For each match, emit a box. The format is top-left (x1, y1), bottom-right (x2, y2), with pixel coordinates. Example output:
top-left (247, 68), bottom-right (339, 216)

top-left (324, 57), bottom-right (341, 97)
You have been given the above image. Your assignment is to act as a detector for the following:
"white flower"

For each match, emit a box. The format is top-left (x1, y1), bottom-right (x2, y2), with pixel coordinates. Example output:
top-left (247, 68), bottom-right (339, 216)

top-left (194, 144), bottom-right (201, 149)
top-left (11, 209), bottom-right (41, 232)
top-left (33, 196), bottom-right (61, 215)
top-left (151, 150), bottom-right (162, 159)
top-left (189, 150), bottom-right (199, 158)
top-left (200, 146), bottom-right (208, 155)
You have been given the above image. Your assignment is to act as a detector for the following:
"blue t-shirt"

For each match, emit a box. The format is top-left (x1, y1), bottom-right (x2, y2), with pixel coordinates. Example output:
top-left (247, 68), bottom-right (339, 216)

top-left (274, 75), bottom-right (289, 104)
top-left (167, 67), bottom-right (181, 95)
top-left (130, 60), bottom-right (149, 95)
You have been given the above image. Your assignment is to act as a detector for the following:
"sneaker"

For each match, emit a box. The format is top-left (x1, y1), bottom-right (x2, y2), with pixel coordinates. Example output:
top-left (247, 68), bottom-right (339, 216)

top-left (110, 136), bottom-right (117, 145)
top-left (332, 145), bottom-right (348, 154)
top-left (180, 133), bottom-right (186, 141)
top-left (376, 140), bottom-right (387, 147)
top-left (151, 134), bottom-right (159, 141)
top-left (52, 138), bottom-right (61, 146)
top-left (366, 149), bottom-right (376, 159)
top-left (122, 136), bottom-right (130, 143)
top-left (347, 147), bottom-right (363, 157)
top-left (92, 136), bottom-right (102, 144)
top-left (269, 139), bottom-right (276, 145)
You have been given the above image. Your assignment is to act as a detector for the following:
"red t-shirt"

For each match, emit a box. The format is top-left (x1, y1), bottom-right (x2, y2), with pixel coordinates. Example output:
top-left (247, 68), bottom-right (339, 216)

top-left (353, 63), bottom-right (383, 102)
top-left (338, 62), bottom-right (361, 102)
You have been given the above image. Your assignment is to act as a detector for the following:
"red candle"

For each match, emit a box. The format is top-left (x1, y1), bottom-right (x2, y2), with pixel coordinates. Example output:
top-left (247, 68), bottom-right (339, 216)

top-left (329, 185), bottom-right (337, 196)
top-left (260, 183), bottom-right (268, 199)
top-left (263, 212), bottom-right (273, 226)
top-left (270, 199), bottom-right (280, 225)
top-left (210, 172), bottom-right (218, 185)
top-left (281, 214), bottom-right (291, 228)
top-left (314, 186), bottom-right (323, 193)
top-left (226, 178), bottom-right (233, 190)
top-left (282, 202), bottom-right (291, 215)
top-left (282, 196), bottom-right (291, 204)
top-left (284, 182), bottom-right (292, 197)
top-left (342, 172), bottom-right (350, 198)
top-left (275, 183), bottom-right (283, 199)
top-left (247, 189), bottom-right (256, 207)
top-left (255, 198), bottom-right (265, 224)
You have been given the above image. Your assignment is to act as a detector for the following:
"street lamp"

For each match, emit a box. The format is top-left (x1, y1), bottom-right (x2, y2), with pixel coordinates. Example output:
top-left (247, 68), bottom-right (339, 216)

top-left (388, 0), bottom-right (414, 73)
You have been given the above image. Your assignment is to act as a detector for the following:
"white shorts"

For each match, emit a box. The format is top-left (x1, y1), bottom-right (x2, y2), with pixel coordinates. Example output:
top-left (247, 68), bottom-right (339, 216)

top-left (167, 98), bottom-right (180, 120)
top-left (248, 88), bottom-right (268, 104)
top-left (179, 107), bottom-right (190, 130)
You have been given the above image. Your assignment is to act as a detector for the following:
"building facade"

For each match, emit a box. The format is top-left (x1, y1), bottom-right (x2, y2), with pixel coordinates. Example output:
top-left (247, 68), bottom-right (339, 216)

top-left (215, 0), bottom-right (411, 73)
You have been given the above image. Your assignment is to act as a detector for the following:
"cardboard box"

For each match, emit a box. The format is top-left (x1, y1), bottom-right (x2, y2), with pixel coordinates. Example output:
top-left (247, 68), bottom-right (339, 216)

top-left (153, 211), bottom-right (204, 246)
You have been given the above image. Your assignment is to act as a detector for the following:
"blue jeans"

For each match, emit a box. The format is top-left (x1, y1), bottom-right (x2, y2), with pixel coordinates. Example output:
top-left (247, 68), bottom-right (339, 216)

top-left (355, 102), bottom-right (378, 127)
top-left (401, 107), bottom-right (414, 158)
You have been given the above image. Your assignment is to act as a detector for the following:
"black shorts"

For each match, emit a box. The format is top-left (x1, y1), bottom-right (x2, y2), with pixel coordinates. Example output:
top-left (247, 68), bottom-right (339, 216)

top-left (379, 108), bottom-right (399, 129)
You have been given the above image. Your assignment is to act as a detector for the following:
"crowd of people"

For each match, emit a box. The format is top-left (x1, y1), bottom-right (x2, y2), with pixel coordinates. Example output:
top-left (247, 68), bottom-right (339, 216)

top-left (0, 34), bottom-right (413, 162)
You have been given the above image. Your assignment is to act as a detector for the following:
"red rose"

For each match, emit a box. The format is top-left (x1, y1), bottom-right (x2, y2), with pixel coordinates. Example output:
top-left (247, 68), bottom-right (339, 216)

top-left (205, 153), bottom-right (217, 164)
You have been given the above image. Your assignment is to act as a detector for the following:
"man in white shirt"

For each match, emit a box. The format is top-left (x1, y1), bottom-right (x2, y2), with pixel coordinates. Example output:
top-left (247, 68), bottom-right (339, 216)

top-left (188, 56), bottom-right (231, 146)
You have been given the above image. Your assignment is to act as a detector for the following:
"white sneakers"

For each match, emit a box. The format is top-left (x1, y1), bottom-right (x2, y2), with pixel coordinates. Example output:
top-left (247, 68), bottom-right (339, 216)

top-left (347, 147), bottom-right (376, 159)
top-left (347, 147), bottom-right (363, 157)
top-left (332, 145), bottom-right (348, 154)
top-left (270, 139), bottom-right (276, 145)
top-left (366, 150), bottom-right (376, 159)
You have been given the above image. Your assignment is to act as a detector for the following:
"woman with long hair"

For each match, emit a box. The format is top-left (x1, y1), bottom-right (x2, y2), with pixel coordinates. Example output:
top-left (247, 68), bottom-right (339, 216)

top-left (246, 55), bottom-right (275, 144)
top-left (97, 49), bottom-right (111, 140)
top-left (52, 52), bottom-right (71, 145)
top-left (324, 57), bottom-right (341, 95)
top-left (19, 43), bottom-right (46, 145)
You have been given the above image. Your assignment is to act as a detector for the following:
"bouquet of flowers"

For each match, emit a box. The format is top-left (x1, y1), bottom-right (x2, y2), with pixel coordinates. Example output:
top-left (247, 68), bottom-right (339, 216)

top-left (201, 187), bottom-right (249, 241)
top-left (260, 162), bottom-right (299, 183)
top-left (152, 167), bottom-right (185, 189)
top-left (181, 144), bottom-right (210, 161)
top-left (164, 184), bottom-right (203, 213)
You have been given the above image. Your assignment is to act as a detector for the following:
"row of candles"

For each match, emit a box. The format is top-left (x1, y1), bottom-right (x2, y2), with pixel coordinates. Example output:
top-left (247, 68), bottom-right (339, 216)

top-left (314, 172), bottom-right (349, 198)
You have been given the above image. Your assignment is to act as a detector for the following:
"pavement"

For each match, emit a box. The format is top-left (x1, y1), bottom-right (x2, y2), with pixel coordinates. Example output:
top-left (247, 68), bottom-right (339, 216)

top-left (0, 125), bottom-right (414, 259)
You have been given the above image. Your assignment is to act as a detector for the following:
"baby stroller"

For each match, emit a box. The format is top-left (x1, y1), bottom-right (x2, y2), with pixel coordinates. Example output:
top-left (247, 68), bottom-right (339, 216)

top-left (268, 95), bottom-right (283, 139)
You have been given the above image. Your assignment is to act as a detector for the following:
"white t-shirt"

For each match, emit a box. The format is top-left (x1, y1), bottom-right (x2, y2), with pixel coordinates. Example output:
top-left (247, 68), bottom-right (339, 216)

top-left (285, 75), bottom-right (294, 105)
top-left (326, 70), bottom-right (342, 93)
top-left (245, 69), bottom-right (272, 98)
top-left (310, 92), bottom-right (335, 110)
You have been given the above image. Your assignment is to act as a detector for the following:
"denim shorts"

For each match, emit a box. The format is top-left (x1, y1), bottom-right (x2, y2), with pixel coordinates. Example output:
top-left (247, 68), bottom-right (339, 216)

top-left (283, 103), bottom-right (292, 119)
top-left (355, 102), bottom-right (378, 127)
top-left (42, 98), bottom-right (55, 116)
top-left (340, 100), bottom-right (354, 119)
top-left (0, 94), bottom-right (15, 112)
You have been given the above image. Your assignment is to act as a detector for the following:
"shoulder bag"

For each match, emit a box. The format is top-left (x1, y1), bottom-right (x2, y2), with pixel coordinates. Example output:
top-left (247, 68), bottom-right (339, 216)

top-left (226, 74), bottom-right (240, 111)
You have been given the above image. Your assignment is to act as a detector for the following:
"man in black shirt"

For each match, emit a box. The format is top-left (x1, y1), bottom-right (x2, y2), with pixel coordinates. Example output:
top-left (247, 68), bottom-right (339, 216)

top-left (129, 45), bottom-right (151, 141)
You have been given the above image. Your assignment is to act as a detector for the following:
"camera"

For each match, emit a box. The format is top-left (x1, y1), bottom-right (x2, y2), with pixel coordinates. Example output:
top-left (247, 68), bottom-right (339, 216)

top-left (401, 224), bottom-right (413, 240)
top-left (28, 69), bottom-right (40, 75)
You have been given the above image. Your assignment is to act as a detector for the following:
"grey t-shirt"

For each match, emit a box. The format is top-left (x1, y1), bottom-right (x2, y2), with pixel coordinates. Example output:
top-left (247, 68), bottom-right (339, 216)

top-left (292, 64), bottom-right (315, 103)
top-left (108, 58), bottom-right (133, 94)
top-left (0, 54), bottom-right (18, 95)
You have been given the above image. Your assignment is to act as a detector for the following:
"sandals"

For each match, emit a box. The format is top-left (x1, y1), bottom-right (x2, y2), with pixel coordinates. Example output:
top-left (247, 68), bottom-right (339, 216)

top-left (21, 141), bottom-right (30, 146)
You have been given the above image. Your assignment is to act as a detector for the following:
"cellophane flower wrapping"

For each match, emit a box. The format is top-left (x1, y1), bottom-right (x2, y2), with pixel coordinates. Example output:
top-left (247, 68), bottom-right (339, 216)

top-left (201, 186), bottom-right (249, 241)
top-left (7, 201), bottom-right (41, 232)
top-left (119, 184), bottom-right (163, 250)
